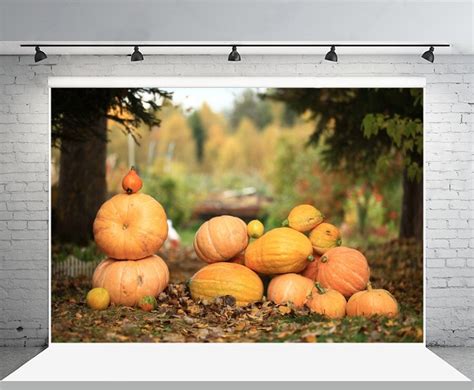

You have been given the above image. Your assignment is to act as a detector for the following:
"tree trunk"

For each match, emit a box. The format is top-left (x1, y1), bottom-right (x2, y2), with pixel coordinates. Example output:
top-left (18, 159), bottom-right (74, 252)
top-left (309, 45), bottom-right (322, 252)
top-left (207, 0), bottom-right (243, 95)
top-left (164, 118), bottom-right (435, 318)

top-left (56, 117), bottom-right (107, 245)
top-left (399, 169), bottom-right (423, 241)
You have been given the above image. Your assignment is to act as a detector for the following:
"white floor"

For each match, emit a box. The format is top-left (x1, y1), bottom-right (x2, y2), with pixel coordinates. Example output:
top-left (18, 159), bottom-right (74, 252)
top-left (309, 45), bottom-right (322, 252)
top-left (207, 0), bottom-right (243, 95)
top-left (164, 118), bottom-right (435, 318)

top-left (1, 343), bottom-right (471, 388)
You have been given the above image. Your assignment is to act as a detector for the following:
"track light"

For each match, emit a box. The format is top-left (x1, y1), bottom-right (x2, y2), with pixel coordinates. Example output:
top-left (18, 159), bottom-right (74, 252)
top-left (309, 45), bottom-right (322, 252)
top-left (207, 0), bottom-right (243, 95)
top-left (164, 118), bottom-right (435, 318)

top-left (34, 46), bottom-right (47, 63)
top-left (228, 45), bottom-right (241, 62)
top-left (325, 46), bottom-right (338, 62)
top-left (131, 46), bottom-right (144, 62)
top-left (421, 46), bottom-right (435, 63)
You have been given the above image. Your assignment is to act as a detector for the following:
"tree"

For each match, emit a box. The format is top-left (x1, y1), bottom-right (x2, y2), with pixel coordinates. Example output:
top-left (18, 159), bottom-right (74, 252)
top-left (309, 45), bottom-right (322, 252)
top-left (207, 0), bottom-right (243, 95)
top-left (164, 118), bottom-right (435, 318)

top-left (52, 88), bottom-right (171, 245)
top-left (188, 110), bottom-right (206, 162)
top-left (153, 108), bottom-right (196, 170)
top-left (229, 89), bottom-right (273, 130)
top-left (267, 88), bottom-right (423, 240)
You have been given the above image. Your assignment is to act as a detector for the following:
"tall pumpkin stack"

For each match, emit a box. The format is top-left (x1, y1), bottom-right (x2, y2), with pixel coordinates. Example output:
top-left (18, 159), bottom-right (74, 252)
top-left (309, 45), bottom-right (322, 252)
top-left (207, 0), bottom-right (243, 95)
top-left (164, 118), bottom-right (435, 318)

top-left (189, 204), bottom-right (399, 319)
top-left (91, 168), bottom-right (170, 307)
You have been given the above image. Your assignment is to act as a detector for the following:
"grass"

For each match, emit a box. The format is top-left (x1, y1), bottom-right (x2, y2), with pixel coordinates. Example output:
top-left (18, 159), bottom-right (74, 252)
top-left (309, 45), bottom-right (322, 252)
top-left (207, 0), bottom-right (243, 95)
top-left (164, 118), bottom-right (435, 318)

top-left (176, 227), bottom-right (197, 247)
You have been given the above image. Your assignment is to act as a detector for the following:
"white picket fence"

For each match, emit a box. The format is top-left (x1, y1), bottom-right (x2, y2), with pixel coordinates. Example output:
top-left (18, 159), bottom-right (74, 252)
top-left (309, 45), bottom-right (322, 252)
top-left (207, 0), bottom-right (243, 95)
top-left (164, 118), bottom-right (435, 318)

top-left (52, 256), bottom-right (102, 278)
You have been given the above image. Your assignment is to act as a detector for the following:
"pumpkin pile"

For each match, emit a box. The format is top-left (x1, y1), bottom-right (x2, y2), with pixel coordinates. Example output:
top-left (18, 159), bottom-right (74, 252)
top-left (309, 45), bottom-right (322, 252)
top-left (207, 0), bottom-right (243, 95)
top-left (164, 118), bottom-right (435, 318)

top-left (89, 168), bottom-right (170, 308)
top-left (189, 204), bottom-right (399, 319)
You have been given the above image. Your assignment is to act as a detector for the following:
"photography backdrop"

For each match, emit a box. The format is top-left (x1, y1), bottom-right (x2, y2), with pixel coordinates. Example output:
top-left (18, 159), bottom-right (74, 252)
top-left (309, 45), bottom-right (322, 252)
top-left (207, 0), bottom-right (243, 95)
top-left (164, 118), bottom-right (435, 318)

top-left (47, 81), bottom-right (425, 343)
top-left (0, 0), bottom-right (472, 347)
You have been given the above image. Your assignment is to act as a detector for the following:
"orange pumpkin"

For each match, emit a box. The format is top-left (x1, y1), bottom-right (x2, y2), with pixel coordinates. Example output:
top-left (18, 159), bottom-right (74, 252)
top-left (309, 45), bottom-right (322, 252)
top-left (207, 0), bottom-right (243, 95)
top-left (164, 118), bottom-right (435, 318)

top-left (193, 215), bottom-right (248, 263)
top-left (189, 262), bottom-right (263, 306)
top-left (267, 273), bottom-right (314, 307)
top-left (346, 283), bottom-right (399, 318)
top-left (306, 282), bottom-right (346, 319)
top-left (93, 193), bottom-right (168, 260)
top-left (283, 204), bottom-right (324, 232)
top-left (122, 167), bottom-right (143, 194)
top-left (245, 227), bottom-right (314, 274)
top-left (92, 255), bottom-right (169, 306)
top-left (309, 222), bottom-right (342, 255)
top-left (317, 246), bottom-right (370, 298)
top-left (300, 254), bottom-right (321, 280)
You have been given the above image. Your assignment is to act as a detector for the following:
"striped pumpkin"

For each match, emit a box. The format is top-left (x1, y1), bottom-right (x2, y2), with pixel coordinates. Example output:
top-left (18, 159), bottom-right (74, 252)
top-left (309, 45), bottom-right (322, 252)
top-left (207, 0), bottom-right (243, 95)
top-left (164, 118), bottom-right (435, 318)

top-left (189, 262), bottom-right (263, 306)
top-left (245, 227), bottom-right (314, 275)
top-left (316, 247), bottom-right (370, 298)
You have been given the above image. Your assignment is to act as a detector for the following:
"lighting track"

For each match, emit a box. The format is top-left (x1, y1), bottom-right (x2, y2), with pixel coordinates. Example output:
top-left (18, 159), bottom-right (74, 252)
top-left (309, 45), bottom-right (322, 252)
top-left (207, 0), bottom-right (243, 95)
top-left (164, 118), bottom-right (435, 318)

top-left (21, 43), bottom-right (450, 48)
top-left (22, 43), bottom-right (449, 63)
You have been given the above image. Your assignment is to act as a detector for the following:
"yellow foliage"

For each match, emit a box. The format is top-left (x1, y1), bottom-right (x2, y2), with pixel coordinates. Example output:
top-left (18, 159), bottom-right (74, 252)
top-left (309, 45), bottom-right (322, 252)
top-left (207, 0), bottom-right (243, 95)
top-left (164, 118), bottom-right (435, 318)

top-left (202, 123), bottom-right (226, 172)
top-left (152, 110), bottom-right (196, 170)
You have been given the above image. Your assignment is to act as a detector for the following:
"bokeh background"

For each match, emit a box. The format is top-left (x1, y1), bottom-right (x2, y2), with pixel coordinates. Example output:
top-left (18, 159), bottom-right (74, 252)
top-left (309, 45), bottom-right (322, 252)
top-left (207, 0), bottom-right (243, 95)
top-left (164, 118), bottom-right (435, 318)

top-left (50, 87), bottom-right (424, 342)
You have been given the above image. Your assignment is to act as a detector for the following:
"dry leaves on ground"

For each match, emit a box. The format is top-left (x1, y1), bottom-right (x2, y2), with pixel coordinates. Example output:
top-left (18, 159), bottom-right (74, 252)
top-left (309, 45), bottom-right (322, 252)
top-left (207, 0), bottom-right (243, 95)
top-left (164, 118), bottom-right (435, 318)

top-left (51, 239), bottom-right (423, 343)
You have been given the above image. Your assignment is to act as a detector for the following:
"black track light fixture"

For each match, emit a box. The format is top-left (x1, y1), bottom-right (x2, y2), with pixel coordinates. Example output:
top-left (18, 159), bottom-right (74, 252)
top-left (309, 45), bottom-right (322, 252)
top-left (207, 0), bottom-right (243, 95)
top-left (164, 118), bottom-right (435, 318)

top-left (325, 45), bottom-right (338, 62)
top-left (131, 46), bottom-right (144, 62)
top-left (34, 46), bottom-right (47, 63)
top-left (228, 45), bottom-right (241, 62)
top-left (421, 46), bottom-right (435, 63)
top-left (21, 43), bottom-right (450, 64)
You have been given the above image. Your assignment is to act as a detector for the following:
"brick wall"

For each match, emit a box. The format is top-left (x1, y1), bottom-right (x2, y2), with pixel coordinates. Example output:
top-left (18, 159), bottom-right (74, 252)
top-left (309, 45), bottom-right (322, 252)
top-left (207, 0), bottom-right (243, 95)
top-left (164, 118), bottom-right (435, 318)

top-left (0, 54), bottom-right (472, 346)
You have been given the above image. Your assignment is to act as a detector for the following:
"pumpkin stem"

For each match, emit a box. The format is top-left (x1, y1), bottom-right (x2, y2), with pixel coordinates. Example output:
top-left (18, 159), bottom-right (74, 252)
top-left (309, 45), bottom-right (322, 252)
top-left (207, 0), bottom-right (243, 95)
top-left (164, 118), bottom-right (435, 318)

top-left (336, 238), bottom-right (342, 246)
top-left (367, 281), bottom-right (373, 291)
top-left (307, 254), bottom-right (315, 262)
top-left (282, 219), bottom-right (289, 227)
top-left (315, 282), bottom-right (326, 295)
top-left (130, 166), bottom-right (136, 171)
top-left (320, 255), bottom-right (328, 263)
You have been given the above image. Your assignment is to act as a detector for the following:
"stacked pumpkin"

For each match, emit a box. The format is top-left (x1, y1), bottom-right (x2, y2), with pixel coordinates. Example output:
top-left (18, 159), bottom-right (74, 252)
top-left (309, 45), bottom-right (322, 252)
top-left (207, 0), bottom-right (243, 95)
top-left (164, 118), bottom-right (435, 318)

top-left (189, 215), bottom-right (264, 306)
top-left (89, 168), bottom-right (170, 308)
top-left (189, 205), bottom-right (399, 319)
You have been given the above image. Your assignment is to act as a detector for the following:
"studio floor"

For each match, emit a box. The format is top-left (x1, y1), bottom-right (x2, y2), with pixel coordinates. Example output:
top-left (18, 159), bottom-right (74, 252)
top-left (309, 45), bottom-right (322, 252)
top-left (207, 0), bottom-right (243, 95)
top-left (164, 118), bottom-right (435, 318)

top-left (1, 346), bottom-right (472, 382)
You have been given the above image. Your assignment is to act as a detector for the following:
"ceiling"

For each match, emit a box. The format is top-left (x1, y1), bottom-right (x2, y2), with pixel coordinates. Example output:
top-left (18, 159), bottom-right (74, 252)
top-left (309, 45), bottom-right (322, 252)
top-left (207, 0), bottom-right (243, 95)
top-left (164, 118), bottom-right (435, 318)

top-left (0, 0), bottom-right (472, 55)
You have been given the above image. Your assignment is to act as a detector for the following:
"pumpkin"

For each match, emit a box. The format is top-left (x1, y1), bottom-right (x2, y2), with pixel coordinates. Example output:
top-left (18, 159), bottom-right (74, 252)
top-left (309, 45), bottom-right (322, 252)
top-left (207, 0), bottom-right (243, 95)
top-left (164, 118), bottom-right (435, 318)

top-left (122, 166), bottom-right (143, 194)
top-left (247, 219), bottom-right (264, 238)
top-left (309, 222), bottom-right (342, 254)
top-left (267, 273), bottom-right (314, 307)
top-left (86, 287), bottom-right (110, 310)
top-left (306, 282), bottom-right (346, 319)
top-left (317, 246), bottom-right (370, 298)
top-left (300, 254), bottom-right (321, 280)
top-left (283, 204), bottom-right (324, 232)
top-left (92, 255), bottom-right (169, 306)
top-left (193, 215), bottom-right (248, 263)
top-left (245, 227), bottom-right (314, 274)
top-left (188, 262), bottom-right (263, 306)
top-left (93, 193), bottom-right (168, 260)
top-left (138, 295), bottom-right (157, 312)
top-left (346, 283), bottom-right (399, 318)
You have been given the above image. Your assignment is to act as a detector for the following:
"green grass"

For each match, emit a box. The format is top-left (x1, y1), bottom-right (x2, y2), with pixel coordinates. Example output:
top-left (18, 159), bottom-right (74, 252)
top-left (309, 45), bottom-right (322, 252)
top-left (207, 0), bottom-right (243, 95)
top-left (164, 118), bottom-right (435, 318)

top-left (177, 228), bottom-right (197, 247)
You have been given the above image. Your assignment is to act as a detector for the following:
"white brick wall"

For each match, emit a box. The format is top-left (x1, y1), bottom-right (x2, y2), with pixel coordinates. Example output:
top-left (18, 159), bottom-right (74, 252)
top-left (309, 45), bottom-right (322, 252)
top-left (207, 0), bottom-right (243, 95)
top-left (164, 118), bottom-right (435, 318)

top-left (0, 54), bottom-right (472, 346)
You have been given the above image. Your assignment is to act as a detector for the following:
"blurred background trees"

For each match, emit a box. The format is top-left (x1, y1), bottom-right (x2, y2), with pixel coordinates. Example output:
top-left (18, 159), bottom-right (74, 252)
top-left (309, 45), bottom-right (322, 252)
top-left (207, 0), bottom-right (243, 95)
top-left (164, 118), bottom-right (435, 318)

top-left (52, 87), bottom-right (423, 249)
top-left (266, 88), bottom-right (423, 240)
